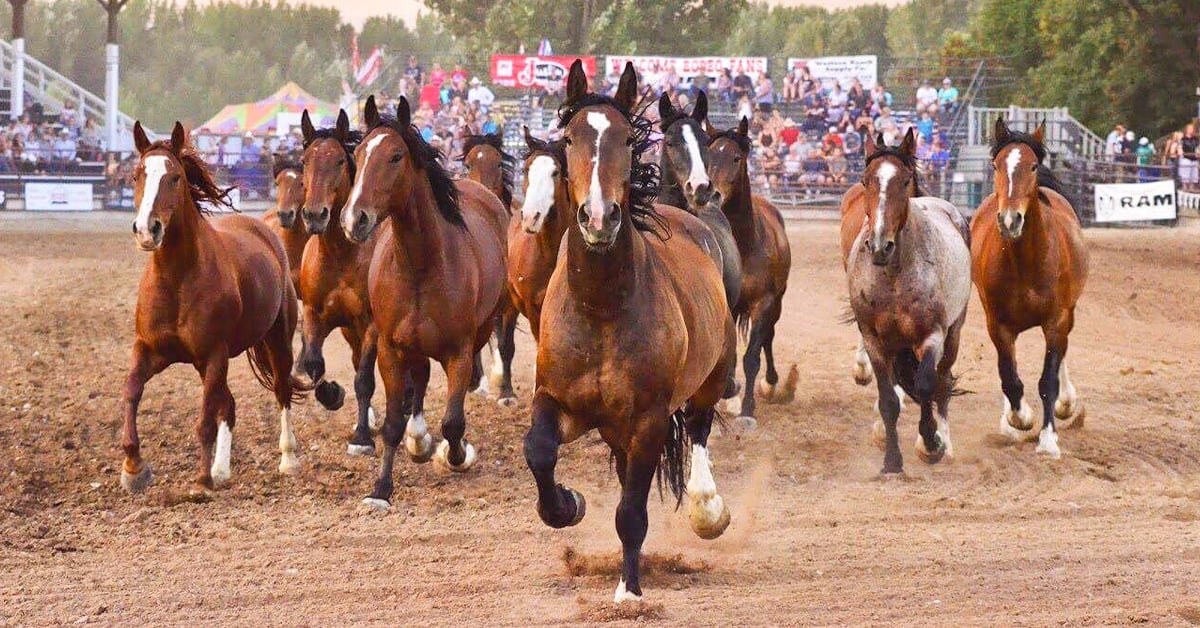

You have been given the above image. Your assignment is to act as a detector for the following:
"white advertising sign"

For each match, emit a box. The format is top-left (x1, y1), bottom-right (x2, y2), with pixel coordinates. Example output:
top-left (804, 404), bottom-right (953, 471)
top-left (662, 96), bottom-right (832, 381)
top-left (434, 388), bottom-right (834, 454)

top-left (24, 182), bottom-right (93, 211)
top-left (787, 55), bottom-right (878, 90)
top-left (605, 56), bottom-right (768, 88)
top-left (1093, 179), bottom-right (1176, 222)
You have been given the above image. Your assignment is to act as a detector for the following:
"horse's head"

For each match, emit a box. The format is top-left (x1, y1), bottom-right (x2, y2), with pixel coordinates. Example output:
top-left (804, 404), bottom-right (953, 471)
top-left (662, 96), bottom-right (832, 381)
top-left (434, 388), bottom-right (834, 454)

top-left (300, 109), bottom-right (358, 235)
top-left (991, 116), bottom-right (1046, 240)
top-left (658, 90), bottom-right (713, 210)
top-left (131, 121), bottom-right (199, 251)
top-left (559, 60), bottom-right (641, 250)
top-left (861, 128), bottom-right (921, 267)
top-left (462, 133), bottom-right (513, 209)
top-left (519, 126), bottom-right (568, 234)
top-left (706, 116), bottom-right (751, 207)
top-left (272, 156), bottom-right (303, 230)
top-left (343, 95), bottom-right (463, 243)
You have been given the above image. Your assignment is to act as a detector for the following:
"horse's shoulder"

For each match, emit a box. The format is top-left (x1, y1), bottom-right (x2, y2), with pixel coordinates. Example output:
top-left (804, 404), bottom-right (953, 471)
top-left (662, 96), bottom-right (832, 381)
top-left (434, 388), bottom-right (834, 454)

top-left (839, 184), bottom-right (865, 216)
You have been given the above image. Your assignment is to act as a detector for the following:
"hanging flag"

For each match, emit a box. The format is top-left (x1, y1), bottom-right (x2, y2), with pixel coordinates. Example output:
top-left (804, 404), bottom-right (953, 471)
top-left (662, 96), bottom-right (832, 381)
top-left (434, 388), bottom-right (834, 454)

top-left (351, 33), bottom-right (361, 76)
top-left (355, 46), bottom-right (384, 88)
top-left (537, 38), bottom-right (553, 56)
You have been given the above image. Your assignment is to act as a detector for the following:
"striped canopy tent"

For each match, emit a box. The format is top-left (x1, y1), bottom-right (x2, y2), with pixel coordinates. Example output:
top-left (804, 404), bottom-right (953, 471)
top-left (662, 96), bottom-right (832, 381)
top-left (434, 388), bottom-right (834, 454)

top-left (200, 82), bottom-right (339, 135)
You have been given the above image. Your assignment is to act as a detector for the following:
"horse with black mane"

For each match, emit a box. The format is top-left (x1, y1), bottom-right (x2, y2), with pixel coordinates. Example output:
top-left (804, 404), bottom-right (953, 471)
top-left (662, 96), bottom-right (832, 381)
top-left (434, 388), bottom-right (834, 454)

top-left (524, 60), bottom-right (735, 603)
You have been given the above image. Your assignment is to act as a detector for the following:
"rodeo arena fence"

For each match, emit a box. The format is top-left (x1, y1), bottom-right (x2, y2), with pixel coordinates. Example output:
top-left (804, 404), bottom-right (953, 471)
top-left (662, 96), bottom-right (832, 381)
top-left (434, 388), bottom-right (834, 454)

top-left (1, 52), bottom-right (1194, 227)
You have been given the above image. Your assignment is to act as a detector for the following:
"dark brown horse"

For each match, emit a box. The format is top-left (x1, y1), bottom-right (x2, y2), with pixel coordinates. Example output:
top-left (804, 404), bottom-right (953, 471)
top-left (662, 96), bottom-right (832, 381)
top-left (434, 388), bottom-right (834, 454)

top-left (121, 121), bottom-right (309, 494)
top-left (525, 60), bottom-right (735, 603)
top-left (343, 95), bottom-right (508, 507)
top-left (460, 132), bottom-right (519, 406)
top-left (705, 116), bottom-right (797, 427)
top-left (507, 127), bottom-right (571, 338)
top-left (293, 109), bottom-right (383, 455)
top-left (263, 155), bottom-right (308, 294)
top-left (971, 117), bottom-right (1088, 458)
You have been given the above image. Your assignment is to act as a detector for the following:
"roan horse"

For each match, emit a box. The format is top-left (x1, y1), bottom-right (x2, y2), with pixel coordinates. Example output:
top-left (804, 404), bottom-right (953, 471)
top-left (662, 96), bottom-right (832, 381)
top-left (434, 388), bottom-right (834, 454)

top-left (971, 117), bottom-right (1088, 457)
top-left (460, 132), bottom-right (519, 407)
top-left (343, 95), bottom-right (508, 507)
top-left (525, 60), bottom-right (735, 603)
top-left (121, 121), bottom-right (308, 493)
top-left (293, 109), bottom-right (385, 456)
top-left (705, 116), bottom-right (797, 426)
top-left (846, 128), bottom-right (971, 475)
top-left (264, 154), bottom-right (308, 294)
top-left (507, 127), bottom-right (571, 338)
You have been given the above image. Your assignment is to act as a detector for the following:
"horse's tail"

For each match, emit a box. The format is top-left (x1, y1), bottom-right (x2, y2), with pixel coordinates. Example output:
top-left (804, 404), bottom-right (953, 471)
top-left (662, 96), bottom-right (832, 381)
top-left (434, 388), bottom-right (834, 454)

top-left (838, 303), bottom-right (857, 326)
top-left (658, 409), bottom-right (689, 509)
top-left (246, 345), bottom-right (311, 404)
top-left (734, 309), bottom-right (752, 341)
top-left (893, 351), bottom-right (972, 400)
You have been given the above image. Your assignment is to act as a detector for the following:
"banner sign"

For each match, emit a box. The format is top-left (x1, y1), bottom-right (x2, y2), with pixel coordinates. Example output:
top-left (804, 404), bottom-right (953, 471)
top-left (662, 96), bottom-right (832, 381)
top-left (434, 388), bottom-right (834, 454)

top-left (787, 55), bottom-right (878, 90)
top-left (1094, 179), bottom-right (1176, 222)
top-left (24, 182), bottom-right (93, 211)
top-left (490, 55), bottom-right (596, 89)
top-left (605, 56), bottom-right (768, 87)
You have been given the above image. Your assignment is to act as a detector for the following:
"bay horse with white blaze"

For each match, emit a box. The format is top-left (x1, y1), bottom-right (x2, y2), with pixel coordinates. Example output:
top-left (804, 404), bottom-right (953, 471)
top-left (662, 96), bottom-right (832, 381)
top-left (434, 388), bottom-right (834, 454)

top-left (121, 121), bottom-right (309, 494)
top-left (343, 95), bottom-right (508, 507)
top-left (293, 109), bottom-right (385, 456)
top-left (525, 60), bottom-right (735, 603)
top-left (705, 116), bottom-right (797, 426)
top-left (971, 116), bottom-right (1088, 458)
top-left (847, 129), bottom-right (971, 475)
top-left (264, 154), bottom-right (308, 295)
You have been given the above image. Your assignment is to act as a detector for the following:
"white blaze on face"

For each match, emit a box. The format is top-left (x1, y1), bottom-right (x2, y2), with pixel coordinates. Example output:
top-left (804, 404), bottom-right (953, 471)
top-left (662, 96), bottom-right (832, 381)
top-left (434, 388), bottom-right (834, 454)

top-left (344, 133), bottom-right (386, 232)
top-left (680, 123), bottom-right (709, 194)
top-left (522, 155), bottom-right (557, 230)
top-left (585, 111), bottom-right (612, 231)
top-left (873, 161), bottom-right (897, 243)
top-left (1005, 147), bottom-right (1023, 201)
top-left (284, 170), bottom-right (298, 180)
top-left (135, 155), bottom-right (170, 233)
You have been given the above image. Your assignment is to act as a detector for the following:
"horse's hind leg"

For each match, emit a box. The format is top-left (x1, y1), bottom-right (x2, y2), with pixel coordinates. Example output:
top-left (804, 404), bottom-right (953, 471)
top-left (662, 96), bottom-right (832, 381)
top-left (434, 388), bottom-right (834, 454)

top-left (197, 349), bottom-right (236, 489)
top-left (853, 333), bottom-right (875, 386)
top-left (684, 405), bottom-right (731, 539)
top-left (758, 298), bottom-right (797, 404)
top-left (1052, 311), bottom-right (1084, 429)
top-left (119, 343), bottom-right (167, 493)
top-left (301, 306), bottom-right (344, 411)
top-left (262, 317), bottom-right (301, 475)
top-left (913, 333), bottom-right (949, 465)
top-left (735, 297), bottom-right (773, 427)
top-left (989, 320), bottom-right (1036, 441)
top-left (492, 307), bottom-right (519, 407)
top-left (1036, 312), bottom-right (1076, 458)
top-left (523, 390), bottom-right (585, 528)
top-left (433, 349), bottom-right (478, 472)
top-left (347, 325), bottom-right (380, 457)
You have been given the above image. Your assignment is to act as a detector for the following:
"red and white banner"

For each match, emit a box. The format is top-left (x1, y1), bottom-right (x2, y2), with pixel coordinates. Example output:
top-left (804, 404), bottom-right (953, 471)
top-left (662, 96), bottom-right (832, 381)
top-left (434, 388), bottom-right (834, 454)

top-left (787, 55), bottom-right (878, 90)
top-left (605, 56), bottom-right (768, 88)
top-left (355, 46), bottom-right (383, 88)
top-left (490, 55), bottom-right (596, 89)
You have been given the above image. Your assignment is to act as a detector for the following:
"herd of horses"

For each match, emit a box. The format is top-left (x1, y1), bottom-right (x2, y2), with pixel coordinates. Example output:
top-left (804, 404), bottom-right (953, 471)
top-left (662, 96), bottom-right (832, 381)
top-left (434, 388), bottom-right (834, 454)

top-left (117, 60), bottom-right (1088, 602)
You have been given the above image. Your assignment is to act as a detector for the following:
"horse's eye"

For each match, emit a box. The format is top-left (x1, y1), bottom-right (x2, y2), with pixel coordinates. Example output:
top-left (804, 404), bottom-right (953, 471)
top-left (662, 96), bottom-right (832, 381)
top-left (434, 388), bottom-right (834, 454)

top-left (552, 169), bottom-right (560, 178)
top-left (562, 136), bottom-right (573, 146)
top-left (336, 158), bottom-right (345, 166)
top-left (1030, 163), bottom-right (1038, 172)
top-left (170, 174), bottom-right (181, 184)
top-left (733, 156), bottom-right (742, 164)
top-left (390, 153), bottom-right (403, 164)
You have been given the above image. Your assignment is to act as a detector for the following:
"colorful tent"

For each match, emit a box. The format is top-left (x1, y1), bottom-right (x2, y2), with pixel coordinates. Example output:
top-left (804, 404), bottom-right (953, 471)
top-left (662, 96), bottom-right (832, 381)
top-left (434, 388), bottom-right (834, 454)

top-left (199, 82), bottom-right (339, 135)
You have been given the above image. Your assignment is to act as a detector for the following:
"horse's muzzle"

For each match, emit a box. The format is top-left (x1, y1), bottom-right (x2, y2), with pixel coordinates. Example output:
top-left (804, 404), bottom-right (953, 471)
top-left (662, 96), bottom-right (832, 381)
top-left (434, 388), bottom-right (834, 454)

top-left (303, 207), bottom-right (331, 235)
top-left (277, 209), bottom-right (298, 229)
top-left (688, 181), bottom-right (714, 208)
top-left (577, 202), bottom-right (621, 250)
top-left (133, 219), bottom-right (164, 251)
top-left (343, 209), bottom-right (376, 243)
top-left (998, 210), bottom-right (1025, 240)
top-left (870, 240), bottom-right (896, 266)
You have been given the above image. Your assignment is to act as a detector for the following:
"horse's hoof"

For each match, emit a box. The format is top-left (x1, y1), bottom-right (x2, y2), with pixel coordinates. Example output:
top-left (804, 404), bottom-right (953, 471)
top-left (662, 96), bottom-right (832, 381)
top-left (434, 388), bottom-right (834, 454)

top-left (497, 396), bottom-right (518, 409)
top-left (346, 443), bottom-right (376, 457)
top-left (404, 431), bottom-right (434, 464)
top-left (879, 467), bottom-right (905, 479)
top-left (434, 439), bottom-right (477, 472)
top-left (120, 463), bottom-right (153, 494)
top-left (1000, 399), bottom-right (1037, 441)
top-left (852, 366), bottom-right (874, 386)
top-left (1056, 400), bottom-right (1086, 429)
top-left (723, 390), bottom-right (743, 416)
top-left (469, 380), bottom-right (490, 398)
top-left (871, 420), bottom-right (887, 451)
top-left (315, 380), bottom-right (346, 411)
top-left (367, 407), bottom-right (383, 433)
top-left (733, 415), bottom-right (758, 431)
top-left (210, 465), bottom-right (232, 487)
top-left (613, 579), bottom-right (642, 604)
top-left (361, 497), bottom-right (390, 512)
top-left (278, 453), bottom-right (301, 475)
top-left (915, 434), bottom-right (947, 465)
top-left (1035, 427), bottom-right (1061, 459)
top-left (539, 486), bottom-right (586, 528)
top-left (689, 495), bottom-right (731, 540)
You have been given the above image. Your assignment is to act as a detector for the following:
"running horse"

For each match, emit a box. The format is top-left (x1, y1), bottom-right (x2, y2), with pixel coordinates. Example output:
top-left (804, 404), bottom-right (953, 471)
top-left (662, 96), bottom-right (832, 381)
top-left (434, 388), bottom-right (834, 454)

top-left (971, 116), bottom-right (1088, 458)
top-left (846, 128), bottom-right (971, 474)
top-left (459, 132), bottom-right (519, 407)
top-left (343, 95), bottom-right (508, 506)
top-left (293, 109), bottom-right (385, 456)
top-left (525, 60), bottom-right (736, 603)
top-left (264, 154), bottom-right (308, 294)
top-left (705, 116), bottom-right (797, 426)
top-left (120, 121), bottom-right (309, 494)
top-left (507, 126), bottom-right (571, 338)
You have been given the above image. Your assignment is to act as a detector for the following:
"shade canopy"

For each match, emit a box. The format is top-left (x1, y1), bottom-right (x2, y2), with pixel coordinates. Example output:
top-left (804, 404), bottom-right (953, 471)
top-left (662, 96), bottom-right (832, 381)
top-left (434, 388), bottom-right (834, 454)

top-left (200, 82), bottom-right (339, 134)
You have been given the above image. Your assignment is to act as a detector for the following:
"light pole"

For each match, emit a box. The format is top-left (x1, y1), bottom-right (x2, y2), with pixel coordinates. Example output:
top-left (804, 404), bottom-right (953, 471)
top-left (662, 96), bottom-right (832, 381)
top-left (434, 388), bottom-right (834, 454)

top-left (8, 0), bottom-right (28, 120)
top-left (95, 0), bottom-right (129, 152)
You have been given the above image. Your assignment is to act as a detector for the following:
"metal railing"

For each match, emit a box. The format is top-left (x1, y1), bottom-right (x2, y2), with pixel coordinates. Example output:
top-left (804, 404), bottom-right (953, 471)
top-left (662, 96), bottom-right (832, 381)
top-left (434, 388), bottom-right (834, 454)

top-left (967, 106), bottom-right (1107, 160)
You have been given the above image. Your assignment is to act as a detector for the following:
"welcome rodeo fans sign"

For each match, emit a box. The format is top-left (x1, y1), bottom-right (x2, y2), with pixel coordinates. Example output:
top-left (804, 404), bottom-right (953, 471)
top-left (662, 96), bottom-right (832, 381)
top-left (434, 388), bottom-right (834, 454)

top-left (605, 55), bottom-right (768, 87)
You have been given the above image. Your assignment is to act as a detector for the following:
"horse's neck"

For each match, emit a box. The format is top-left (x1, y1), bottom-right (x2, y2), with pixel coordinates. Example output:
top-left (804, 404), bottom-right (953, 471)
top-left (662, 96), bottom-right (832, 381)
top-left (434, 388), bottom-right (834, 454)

top-left (658, 159), bottom-right (688, 211)
top-left (538, 190), bottom-right (572, 256)
top-left (722, 167), bottom-right (757, 244)
top-left (1011, 192), bottom-right (1052, 263)
top-left (388, 178), bottom-right (448, 277)
top-left (564, 216), bottom-right (643, 314)
top-left (154, 201), bottom-right (213, 277)
top-left (321, 207), bottom-right (357, 259)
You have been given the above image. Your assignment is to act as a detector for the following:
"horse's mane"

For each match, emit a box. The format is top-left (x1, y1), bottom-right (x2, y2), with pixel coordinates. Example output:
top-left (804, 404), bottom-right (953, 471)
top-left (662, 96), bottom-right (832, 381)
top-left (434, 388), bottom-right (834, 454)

top-left (462, 132), bottom-right (515, 210)
top-left (557, 93), bottom-right (666, 237)
top-left (709, 127), bottom-right (752, 155)
top-left (302, 126), bottom-right (364, 175)
top-left (990, 130), bottom-right (1067, 198)
top-left (864, 144), bottom-right (926, 197)
top-left (145, 140), bottom-right (233, 213)
top-left (659, 106), bottom-right (698, 136)
top-left (523, 133), bottom-right (568, 170)
top-left (272, 155), bottom-right (302, 179)
top-left (369, 113), bottom-right (464, 228)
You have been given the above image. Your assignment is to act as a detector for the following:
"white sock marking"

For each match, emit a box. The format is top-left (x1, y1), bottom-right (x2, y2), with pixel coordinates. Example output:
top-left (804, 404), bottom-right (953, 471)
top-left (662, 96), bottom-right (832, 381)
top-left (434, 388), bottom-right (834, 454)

top-left (687, 444), bottom-right (716, 497)
top-left (344, 133), bottom-right (386, 232)
top-left (135, 155), bottom-right (170, 233)
top-left (279, 407), bottom-right (299, 473)
top-left (211, 421), bottom-right (232, 482)
top-left (406, 412), bottom-right (428, 439)
top-left (614, 579), bottom-right (642, 604)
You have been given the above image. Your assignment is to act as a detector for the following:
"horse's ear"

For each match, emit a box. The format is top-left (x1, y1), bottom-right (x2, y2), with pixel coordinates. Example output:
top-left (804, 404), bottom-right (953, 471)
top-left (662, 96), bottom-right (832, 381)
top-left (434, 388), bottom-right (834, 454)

top-left (692, 90), bottom-right (708, 123)
top-left (133, 121), bottom-right (151, 155)
top-left (864, 131), bottom-right (878, 156)
top-left (396, 96), bottom-right (412, 129)
top-left (704, 119), bottom-right (718, 137)
top-left (523, 125), bottom-right (535, 150)
top-left (994, 115), bottom-right (1010, 145)
top-left (899, 126), bottom-right (916, 156)
top-left (614, 62), bottom-right (638, 111)
top-left (1033, 119), bottom-right (1046, 144)
top-left (170, 121), bottom-right (187, 154)
top-left (875, 132), bottom-right (887, 150)
top-left (334, 109), bottom-right (350, 142)
top-left (657, 91), bottom-right (676, 122)
top-left (363, 95), bottom-right (379, 129)
top-left (736, 116), bottom-right (749, 138)
top-left (300, 110), bottom-right (316, 144)
top-left (565, 59), bottom-right (588, 105)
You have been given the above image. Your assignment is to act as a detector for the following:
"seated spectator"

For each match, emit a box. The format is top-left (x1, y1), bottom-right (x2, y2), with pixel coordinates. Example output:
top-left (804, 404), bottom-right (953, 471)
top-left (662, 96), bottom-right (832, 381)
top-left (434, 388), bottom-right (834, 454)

top-left (801, 90), bottom-right (826, 133)
top-left (826, 146), bottom-right (848, 184)
top-left (450, 62), bottom-right (468, 85)
top-left (783, 147), bottom-right (803, 183)
top-left (915, 133), bottom-right (932, 162)
top-left (405, 56), bottom-right (424, 86)
top-left (937, 78), bottom-right (959, 116)
top-left (716, 69), bottom-right (734, 104)
top-left (51, 127), bottom-right (78, 171)
top-left (736, 95), bottom-right (754, 123)
top-left (930, 138), bottom-right (951, 171)
top-left (446, 76), bottom-right (468, 103)
top-left (1106, 124), bottom-right (1126, 160)
top-left (822, 126), bottom-right (843, 151)
top-left (429, 62), bottom-right (447, 88)
top-left (870, 84), bottom-right (893, 112)
top-left (77, 117), bottom-right (103, 161)
top-left (842, 125), bottom-right (863, 157)
top-left (1135, 136), bottom-right (1156, 182)
top-left (755, 72), bottom-right (775, 113)
top-left (916, 79), bottom-right (939, 114)
top-left (783, 65), bottom-right (809, 102)
top-left (732, 70), bottom-right (753, 103)
top-left (758, 145), bottom-right (782, 177)
top-left (826, 83), bottom-right (849, 125)
top-left (779, 118), bottom-right (801, 149)
top-left (467, 77), bottom-right (495, 111)
top-left (847, 79), bottom-right (870, 113)
top-left (798, 148), bottom-right (828, 188)
top-left (875, 107), bottom-right (896, 134)
top-left (916, 111), bottom-right (935, 142)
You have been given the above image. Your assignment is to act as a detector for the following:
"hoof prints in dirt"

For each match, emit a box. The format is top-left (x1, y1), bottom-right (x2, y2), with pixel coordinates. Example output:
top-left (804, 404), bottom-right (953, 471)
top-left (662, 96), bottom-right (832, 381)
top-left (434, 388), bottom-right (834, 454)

top-left (576, 598), bottom-right (666, 623)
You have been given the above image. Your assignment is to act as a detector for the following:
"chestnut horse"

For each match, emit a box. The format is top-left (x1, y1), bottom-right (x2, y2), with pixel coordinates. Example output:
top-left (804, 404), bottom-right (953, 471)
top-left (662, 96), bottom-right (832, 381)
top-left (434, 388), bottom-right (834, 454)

top-left (706, 116), bottom-right (797, 426)
top-left (264, 155), bottom-right (308, 294)
top-left (293, 109), bottom-right (385, 456)
top-left (525, 60), bottom-right (735, 603)
top-left (460, 132), bottom-right (519, 406)
top-left (847, 129), bottom-right (971, 475)
top-left (971, 117), bottom-right (1088, 458)
top-left (121, 121), bottom-right (309, 494)
top-left (343, 95), bottom-right (508, 507)
top-left (507, 126), bottom-right (571, 338)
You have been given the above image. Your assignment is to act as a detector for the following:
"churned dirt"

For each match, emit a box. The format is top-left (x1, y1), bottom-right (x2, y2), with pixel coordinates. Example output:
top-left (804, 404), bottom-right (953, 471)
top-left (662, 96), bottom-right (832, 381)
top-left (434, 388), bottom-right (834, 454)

top-left (2, 212), bottom-right (1199, 626)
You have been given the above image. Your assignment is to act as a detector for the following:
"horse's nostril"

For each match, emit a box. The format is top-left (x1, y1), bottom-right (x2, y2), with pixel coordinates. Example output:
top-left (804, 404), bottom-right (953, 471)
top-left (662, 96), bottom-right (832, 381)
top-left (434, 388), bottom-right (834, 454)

top-left (609, 203), bottom-right (620, 219)
top-left (883, 241), bottom-right (895, 255)
top-left (150, 221), bottom-right (163, 238)
top-left (131, 221), bottom-right (137, 234)
top-left (320, 207), bottom-right (329, 219)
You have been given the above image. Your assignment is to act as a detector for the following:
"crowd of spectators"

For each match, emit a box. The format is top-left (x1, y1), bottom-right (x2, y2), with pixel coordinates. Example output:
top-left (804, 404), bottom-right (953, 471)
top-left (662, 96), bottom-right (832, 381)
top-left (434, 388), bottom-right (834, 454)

top-left (0, 102), bottom-right (105, 174)
top-left (1153, 122), bottom-right (1199, 191)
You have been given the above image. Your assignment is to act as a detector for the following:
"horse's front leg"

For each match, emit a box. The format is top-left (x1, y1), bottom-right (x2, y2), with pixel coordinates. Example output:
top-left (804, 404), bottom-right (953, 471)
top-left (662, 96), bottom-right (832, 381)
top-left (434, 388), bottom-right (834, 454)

top-left (684, 405), bottom-right (730, 539)
top-left (493, 307), bottom-right (519, 408)
top-left (863, 334), bottom-right (903, 474)
top-left (194, 348), bottom-right (231, 492)
top-left (853, 332), bottom-right (874, 385)
top-left (347, 325), bottom-right (380, 456)
top-left (433, 349), bottom-right (478, 472)
top-left (1050, 309), bottom-right (1085, 429)
top-left (613, 418), bottom-right (662, 603)
top-left (733, 297), bottom-right (773, 428)
top-left (523, 390), bottom-right (584, 528)
top-left (363, 342), bottom-right (411, 510)
top-left (300, 305), bottom-right (344, 411)
top-left (1036, 310), bottom-right (1077, 458)
top-left (988, 320), bottom-right (1036, 441)
top-left (119, 342), bottom-right (165, 493)
top-left (913, 332), bottom-right (949, 465)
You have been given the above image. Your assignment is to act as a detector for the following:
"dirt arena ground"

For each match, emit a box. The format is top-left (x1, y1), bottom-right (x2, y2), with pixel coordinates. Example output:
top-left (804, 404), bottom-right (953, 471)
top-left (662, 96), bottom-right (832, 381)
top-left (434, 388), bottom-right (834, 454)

top-left (1, 212), bottom-right (1199, 626)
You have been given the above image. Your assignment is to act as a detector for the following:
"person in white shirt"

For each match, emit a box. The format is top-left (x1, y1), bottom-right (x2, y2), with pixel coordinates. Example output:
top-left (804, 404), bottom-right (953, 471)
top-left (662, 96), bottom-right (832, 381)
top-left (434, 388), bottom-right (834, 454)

top-left (915, 79), bottom-right (939, 114)
top-left (467, 77), bottom-right (495, 111)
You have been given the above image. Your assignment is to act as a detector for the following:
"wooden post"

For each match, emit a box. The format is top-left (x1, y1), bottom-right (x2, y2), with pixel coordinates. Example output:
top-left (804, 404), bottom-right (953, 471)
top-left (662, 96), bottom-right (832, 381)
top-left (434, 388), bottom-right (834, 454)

top-left (94, 0), bottom-right (128, 151)
top-left (8, 0), bottom-right (28, 119)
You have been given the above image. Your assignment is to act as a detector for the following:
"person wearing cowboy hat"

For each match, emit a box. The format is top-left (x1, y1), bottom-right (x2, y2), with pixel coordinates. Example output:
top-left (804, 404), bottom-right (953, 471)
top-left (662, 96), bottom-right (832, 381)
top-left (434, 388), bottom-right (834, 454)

top-left (468, 76), bottom-right (495, 112)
